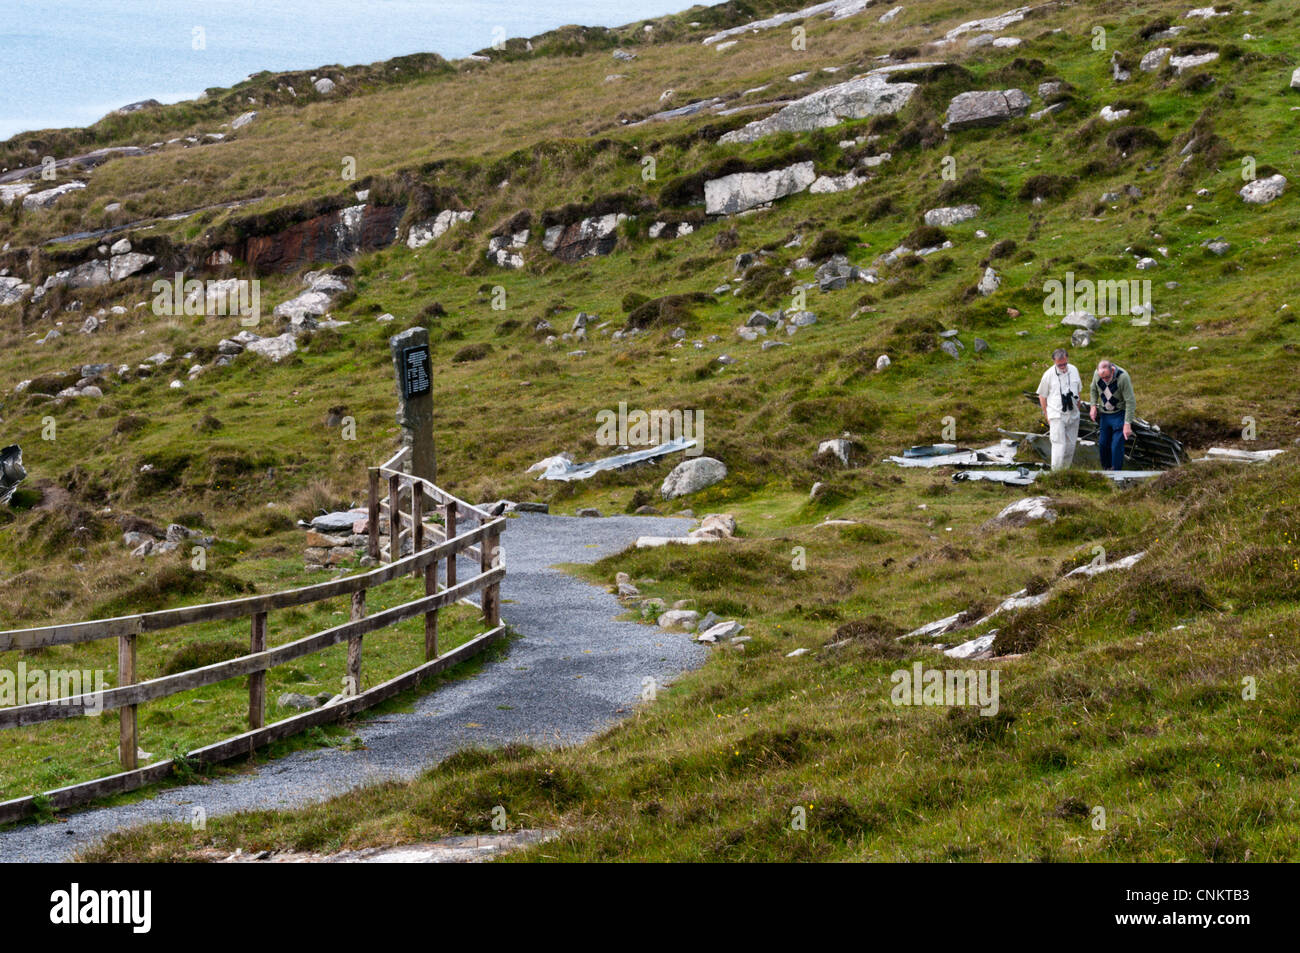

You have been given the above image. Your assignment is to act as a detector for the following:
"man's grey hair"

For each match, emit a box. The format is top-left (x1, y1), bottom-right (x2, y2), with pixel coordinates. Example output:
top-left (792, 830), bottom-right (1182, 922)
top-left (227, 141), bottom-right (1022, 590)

top-left (1052, 348), bottom-right (1068, 360)
top-left (1097, 358), bottom-right (1113, 368)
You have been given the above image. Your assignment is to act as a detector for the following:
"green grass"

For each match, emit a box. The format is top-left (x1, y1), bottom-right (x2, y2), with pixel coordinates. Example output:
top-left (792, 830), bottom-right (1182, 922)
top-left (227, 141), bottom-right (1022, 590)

top-left (2, 0), bottom-right (1299, 859)
top-left (0, 548), bottom-right (487, 803)
top-left (80, 456), bottom-right (1300, 861)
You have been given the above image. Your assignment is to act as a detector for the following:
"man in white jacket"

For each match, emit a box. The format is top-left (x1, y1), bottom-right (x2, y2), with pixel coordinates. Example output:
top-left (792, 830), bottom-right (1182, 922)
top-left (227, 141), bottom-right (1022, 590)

top-left (1036, 348), bottom-right (1082, 470)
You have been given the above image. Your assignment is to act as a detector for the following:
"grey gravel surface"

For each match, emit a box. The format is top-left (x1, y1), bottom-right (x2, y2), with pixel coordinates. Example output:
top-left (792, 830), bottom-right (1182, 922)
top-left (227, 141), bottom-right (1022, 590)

top-left (0, 512), bottom-right (704, 862)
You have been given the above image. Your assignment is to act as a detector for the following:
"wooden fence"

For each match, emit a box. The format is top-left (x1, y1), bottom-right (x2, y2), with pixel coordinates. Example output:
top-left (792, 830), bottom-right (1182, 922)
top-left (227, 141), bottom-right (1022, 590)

top-left (0, 448), bottom-right (505, 825)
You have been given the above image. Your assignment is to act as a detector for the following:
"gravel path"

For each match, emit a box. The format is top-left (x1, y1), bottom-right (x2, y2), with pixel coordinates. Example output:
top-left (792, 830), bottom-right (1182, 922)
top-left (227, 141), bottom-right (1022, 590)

top-left (0, 512), bottom-right (704, 862)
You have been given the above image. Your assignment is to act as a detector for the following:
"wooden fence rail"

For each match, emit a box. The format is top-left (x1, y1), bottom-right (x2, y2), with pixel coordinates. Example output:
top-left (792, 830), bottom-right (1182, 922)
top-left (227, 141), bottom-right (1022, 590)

top-left (0, 452), bottom-right (506, 825)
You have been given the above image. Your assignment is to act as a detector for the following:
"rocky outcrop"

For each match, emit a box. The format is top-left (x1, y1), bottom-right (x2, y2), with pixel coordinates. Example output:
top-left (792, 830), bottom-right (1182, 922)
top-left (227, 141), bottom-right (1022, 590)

top-left (406, 209), bottom-right (474, 248)
top-left (109, 251), bottom-right (155, 282)
top-left (810, 171), bottom-right (868, 194)
top-left (23, 181), bottom-right (86, 210)
top-left (542, 214), bottom-right (628, 261)
top-left (273, 270), bottom-right (350, 327)
top-left (1140, 48), bottom-right (1171, 72)
top-left (942, 5), bottom-right (1036, 40)
top-left (719, 65), bottom-right (940, 144)
top-left (67, 259), bottom-right (109, 289)
top-left (0, 446), bottom-right (25, 505)
top-left (701, 0), bottom-right (873, 45)
top-left (1169, 51), bottom-right (1218, 73)
top-left (633, 98), bottom-right (724, 125)
top-left (944, 89), bottom-right (1030, 130)
top-left (0, 183), bottom-right (32, 206)
top-left (704, 162), bottom-right (816, 215)
top-left (648, 221), bottom-right (695, 239)
top-left (0, 277), bottom-right (31, 306)
top-left (231, 204), bottom-right (403, 272)
top-left (487, 230), bottom-right (529, 268)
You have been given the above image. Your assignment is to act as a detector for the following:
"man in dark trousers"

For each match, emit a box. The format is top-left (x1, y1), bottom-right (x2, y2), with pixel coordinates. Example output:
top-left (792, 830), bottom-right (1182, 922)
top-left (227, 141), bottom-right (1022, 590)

top-left (1089, 359), bottom-right (1136, 470)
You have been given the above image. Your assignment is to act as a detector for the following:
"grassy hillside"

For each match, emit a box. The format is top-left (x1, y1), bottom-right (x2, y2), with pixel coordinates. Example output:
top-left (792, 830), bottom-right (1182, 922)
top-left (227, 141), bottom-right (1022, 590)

top-left (2, 0), bottom-right (1298, 858)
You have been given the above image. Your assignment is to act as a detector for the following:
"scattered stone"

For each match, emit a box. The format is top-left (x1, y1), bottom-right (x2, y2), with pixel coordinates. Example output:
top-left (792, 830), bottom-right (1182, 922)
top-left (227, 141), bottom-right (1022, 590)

top-left (817, 438), bottom-right (853, 466)
top-left (692, 513), bottom-right (737, 539)
top-left (924, 204), bottom-right (980, 226)
top-left (576, 507), bottom-right (602, 517)
top-left (977, 267), bottom-right (1000, 296)
top-left (698, 620), bottom-right (745, 642)
top-left (988, 496), bottom-right (1057, 526)
top-left (310, 509), bottom-right (369, 534)
top-left (657, 609), bottom-right (700, 631)
top-left (661, 457), bottom-right (727, 499)
top-left (1062, 310), bottom-right (1099, 331)
top-left (1109, 50), bottom-right (1131, 82)
top-left (944, 89), bottom-right (1030, 130)
top-left (246, 333), bottom-right (298, 362)
top-left (1240, 174), bottom-right (1286, 205)
top-left (277, 692), bottom-right (320, 711)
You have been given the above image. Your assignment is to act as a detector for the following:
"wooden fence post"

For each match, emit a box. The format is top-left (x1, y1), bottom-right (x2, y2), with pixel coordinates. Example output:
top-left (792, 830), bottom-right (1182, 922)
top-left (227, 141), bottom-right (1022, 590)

top-left (411, 483), bottom-right (424, 566)
top-left (445, 501), bottom-right (458, 589)
top-left (482, 523), bottom-right (501, 628)
top-left (248, 612), bottom-right (267, 730)
top-left (367, 468), bottom-right (380, 560)
top-left (347, 591), bottom-right (364, 695)
top-left (118, 632), bottom-right (137, 770)
top-left (388, 473), bottom-right (401, 562)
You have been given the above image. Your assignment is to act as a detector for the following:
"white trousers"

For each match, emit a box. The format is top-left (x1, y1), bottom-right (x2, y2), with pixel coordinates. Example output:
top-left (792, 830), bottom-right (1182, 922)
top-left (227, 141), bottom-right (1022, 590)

top-left (1048, 413), bottom-right (1079, 470)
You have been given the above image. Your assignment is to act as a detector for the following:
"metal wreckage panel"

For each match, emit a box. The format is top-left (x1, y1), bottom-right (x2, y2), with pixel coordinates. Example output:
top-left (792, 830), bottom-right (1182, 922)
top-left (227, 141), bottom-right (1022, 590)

top-left (1017, 393), bottom-right (1188, 470)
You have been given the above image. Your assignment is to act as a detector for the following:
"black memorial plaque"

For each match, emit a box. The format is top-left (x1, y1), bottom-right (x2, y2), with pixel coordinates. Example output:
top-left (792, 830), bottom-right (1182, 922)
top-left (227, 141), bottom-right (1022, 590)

top-left (402, 344), bottom-right (431, 399)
